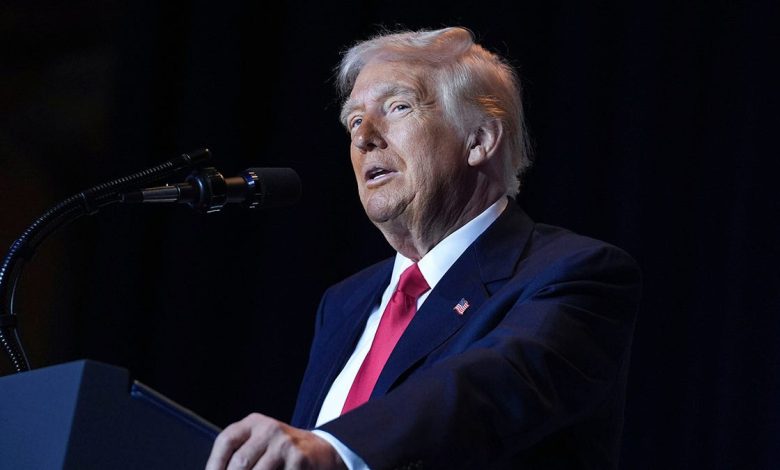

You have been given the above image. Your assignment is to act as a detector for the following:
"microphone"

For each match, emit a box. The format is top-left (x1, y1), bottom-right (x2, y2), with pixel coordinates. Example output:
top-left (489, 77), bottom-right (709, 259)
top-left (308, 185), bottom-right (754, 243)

top-left (121, 166), bottom-right (302, 213)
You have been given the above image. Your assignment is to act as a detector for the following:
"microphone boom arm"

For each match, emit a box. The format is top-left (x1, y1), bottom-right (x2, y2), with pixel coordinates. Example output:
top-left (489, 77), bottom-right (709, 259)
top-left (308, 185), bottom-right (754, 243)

top-left (121, 166), bottom-right (302, 213)
top-left (0, 149), bottom-right (212, 374)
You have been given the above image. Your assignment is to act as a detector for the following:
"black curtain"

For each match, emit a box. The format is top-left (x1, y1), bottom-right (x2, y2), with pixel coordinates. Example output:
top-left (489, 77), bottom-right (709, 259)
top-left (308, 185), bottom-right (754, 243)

top-left (2, 1), bottom-right (777, 468)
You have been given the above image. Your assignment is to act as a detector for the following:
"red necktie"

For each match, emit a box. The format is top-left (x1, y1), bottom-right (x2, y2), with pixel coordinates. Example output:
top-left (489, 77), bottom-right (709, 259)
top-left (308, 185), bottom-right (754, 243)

top-left (341, 263), bottom-right (430, 414)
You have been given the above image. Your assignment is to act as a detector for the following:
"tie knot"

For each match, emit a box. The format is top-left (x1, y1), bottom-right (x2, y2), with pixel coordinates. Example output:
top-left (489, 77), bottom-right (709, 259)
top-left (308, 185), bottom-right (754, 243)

top-left (397, 263), bottom-right (430, 299)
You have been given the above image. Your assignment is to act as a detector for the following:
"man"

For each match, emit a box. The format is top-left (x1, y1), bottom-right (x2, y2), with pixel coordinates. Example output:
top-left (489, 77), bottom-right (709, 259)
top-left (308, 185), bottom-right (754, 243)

top-left (207, 26), bottom-right (641, 470)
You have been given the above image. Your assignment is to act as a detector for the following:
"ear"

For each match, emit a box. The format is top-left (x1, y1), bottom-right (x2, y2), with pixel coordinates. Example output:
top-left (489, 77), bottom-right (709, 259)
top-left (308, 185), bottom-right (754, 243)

top-left (467, 119), bottom-right (503, 167)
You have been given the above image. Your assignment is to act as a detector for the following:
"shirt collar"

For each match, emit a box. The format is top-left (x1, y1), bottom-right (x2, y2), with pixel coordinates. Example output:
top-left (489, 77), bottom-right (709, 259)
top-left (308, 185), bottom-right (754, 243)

top-left (391, 197), bottom-right (509, 290)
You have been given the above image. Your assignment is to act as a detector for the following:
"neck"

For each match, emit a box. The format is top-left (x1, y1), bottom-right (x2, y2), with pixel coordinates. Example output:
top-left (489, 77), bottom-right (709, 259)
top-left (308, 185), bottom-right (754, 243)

top-left (379, 186), bottom-right (505, 261)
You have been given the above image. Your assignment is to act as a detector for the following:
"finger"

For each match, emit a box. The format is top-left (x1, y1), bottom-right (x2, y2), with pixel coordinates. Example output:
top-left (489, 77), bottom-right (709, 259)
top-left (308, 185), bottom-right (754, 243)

top-left (251, 443), bottom-right (285, 470)
top-left (227, 435), bottom-right (270, 470)
top-left (250, 421), bottom-right (295, 470)
top-left (254, 428), bottom-right (309, 470)
top-left (205, 422), bottom-right (252, 470)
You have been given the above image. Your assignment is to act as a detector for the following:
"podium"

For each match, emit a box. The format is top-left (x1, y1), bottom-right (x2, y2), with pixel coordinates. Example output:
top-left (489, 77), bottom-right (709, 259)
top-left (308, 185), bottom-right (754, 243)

top-left (0, 360), bottom-right (220, 469)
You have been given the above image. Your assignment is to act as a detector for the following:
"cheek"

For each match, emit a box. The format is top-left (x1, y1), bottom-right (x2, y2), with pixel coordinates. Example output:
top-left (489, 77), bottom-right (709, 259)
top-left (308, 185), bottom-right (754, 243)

top-left (421, 139), bottom-right (467, 184)
top-left (350, 148), bottom-right (362, 176)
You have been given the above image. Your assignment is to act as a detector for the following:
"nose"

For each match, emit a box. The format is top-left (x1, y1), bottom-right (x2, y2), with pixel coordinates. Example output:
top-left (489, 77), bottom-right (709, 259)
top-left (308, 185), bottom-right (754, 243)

top-left (353, 119), bottom-right (387, 152)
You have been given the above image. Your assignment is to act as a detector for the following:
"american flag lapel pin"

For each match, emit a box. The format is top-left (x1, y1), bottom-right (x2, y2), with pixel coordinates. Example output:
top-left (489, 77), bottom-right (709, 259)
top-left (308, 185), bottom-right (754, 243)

top-left (453, 298), bottom-right (470, 315)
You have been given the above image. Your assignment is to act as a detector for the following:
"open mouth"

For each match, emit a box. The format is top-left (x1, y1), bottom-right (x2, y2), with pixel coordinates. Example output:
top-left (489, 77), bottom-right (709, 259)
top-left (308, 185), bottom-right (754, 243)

top-left (365, 166), bottom-right (396, 182)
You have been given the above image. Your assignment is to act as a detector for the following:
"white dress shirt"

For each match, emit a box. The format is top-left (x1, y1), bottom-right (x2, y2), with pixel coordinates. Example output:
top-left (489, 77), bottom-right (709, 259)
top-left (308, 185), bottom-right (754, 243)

top-left (312, 197), bottom-right (508, 469)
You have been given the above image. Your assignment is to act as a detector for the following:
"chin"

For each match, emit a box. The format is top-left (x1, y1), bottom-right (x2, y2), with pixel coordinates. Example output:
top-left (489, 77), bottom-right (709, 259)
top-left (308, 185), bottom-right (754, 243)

top-left (364, 209), bottom-right (393, 225)
top-left (361, 188), bottom-right (415, 226)
top-left (363, 202), bottom-right (403, 226)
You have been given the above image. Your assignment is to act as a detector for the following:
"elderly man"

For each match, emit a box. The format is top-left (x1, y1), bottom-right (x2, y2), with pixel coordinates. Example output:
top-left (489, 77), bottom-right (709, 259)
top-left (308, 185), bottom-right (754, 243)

top-left (207, 26), bottom-right (641, 470)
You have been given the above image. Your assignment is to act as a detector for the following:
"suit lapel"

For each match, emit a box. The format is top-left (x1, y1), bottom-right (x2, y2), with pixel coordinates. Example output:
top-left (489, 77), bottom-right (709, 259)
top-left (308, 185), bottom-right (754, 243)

top-left (371, 201), bottom-right (535, 398)
top-left (473, 201), bottom-right (535, 295)
top-left (371, 248), bottom-right (489, 397)
top-left (301, 261), bottom-right (391, 427)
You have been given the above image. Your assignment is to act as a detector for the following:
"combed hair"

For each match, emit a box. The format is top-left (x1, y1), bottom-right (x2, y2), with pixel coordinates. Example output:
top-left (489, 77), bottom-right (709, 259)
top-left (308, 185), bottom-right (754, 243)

top-left (336, 26), bottom-right (532, 196)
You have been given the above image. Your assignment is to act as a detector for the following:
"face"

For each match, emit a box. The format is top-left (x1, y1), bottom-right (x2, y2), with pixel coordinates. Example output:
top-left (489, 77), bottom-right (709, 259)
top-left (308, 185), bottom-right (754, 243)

top-left (343, 59), bottom-right (473, 238)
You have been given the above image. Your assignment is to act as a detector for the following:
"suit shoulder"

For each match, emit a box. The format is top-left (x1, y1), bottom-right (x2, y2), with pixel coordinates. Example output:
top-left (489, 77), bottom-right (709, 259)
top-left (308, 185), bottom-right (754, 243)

top-left (532, 223), bottom-right (637, 261)
top-left (523, 223), bottom-right (642, 283)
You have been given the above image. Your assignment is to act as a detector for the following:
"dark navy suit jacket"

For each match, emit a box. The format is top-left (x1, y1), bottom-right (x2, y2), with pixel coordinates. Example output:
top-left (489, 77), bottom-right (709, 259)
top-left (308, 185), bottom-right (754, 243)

top-left (291, 200), bottom-right (641, 469)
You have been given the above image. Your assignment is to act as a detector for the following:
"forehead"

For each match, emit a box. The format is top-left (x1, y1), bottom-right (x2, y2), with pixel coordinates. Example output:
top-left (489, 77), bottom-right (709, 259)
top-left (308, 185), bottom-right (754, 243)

top-left (342, 61), bottom-right (434, 114)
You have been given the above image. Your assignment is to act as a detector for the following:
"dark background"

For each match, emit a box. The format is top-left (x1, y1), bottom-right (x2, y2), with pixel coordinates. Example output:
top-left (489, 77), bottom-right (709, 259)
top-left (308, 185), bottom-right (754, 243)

top-left (1, 1), bottom-right (777, 468)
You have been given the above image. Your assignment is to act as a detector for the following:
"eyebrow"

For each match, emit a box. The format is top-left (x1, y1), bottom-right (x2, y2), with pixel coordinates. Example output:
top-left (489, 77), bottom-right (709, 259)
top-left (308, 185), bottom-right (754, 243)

top-left (340, 84), bottom-right (420, 126)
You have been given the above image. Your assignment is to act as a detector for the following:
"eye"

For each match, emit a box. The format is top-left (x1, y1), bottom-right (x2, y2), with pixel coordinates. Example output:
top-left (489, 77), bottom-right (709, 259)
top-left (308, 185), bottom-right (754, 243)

top-left (349, 116), bottom-right (363, 129)
top-left (391, 103), bottom-right (409, 112)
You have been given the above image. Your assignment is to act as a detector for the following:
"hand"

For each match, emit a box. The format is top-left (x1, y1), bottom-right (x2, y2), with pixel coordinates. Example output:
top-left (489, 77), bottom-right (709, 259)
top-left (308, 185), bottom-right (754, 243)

top-left (205, 413), bottom-right (347, 470)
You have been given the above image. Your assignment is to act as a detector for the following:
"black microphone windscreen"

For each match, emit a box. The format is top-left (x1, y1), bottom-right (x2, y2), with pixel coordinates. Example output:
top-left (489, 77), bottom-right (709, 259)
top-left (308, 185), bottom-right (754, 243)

top-left (247, 168), bottom-right (302, 209)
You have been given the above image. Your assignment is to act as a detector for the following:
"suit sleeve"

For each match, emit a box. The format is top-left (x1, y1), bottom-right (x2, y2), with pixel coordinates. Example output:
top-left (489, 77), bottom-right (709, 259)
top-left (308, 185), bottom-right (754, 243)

top-left (317, 242), bottom-right (642, 469)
